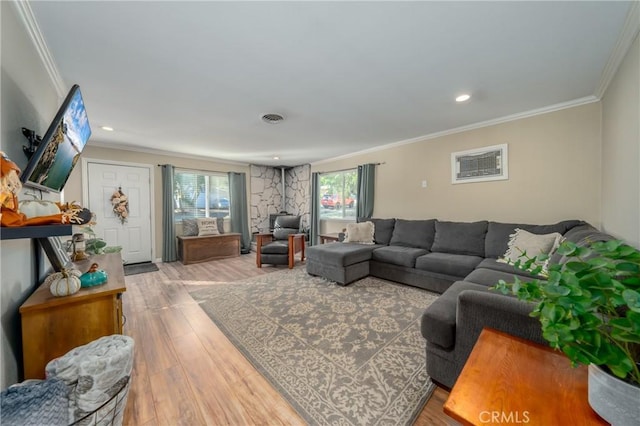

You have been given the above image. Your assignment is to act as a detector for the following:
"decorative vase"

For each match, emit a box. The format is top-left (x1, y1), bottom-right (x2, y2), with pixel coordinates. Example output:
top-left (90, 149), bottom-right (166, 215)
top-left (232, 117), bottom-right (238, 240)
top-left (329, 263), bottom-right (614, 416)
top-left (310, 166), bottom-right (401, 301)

top-left (80, 263), bottom-right (108, 288)
top-left (588, 364), bottom-right (640, 426)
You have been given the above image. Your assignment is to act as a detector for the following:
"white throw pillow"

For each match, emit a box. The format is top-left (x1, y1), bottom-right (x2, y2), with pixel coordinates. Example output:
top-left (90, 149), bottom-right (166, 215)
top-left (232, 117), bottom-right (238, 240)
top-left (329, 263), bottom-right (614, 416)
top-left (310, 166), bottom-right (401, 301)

top-left (344, 221), bottom-right (375, 244)
top-left (499, 228), bottom-right (564, 269)
top-left (197, 218), bottom-right (220, 236)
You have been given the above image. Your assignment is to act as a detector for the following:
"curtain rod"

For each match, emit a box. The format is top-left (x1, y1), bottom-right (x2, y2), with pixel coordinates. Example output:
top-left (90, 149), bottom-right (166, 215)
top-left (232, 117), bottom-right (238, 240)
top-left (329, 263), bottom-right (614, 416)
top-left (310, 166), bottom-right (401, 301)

top-left (157, 164), bottom-right (237, 175)
top-left (316, 162), bottom-right (384, 174)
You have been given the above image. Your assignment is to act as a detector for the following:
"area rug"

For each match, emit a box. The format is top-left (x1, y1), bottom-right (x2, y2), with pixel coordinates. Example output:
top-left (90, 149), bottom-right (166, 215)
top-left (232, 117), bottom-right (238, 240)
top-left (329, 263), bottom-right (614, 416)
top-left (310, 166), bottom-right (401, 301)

top-left (123, 262), bottom-right (159, 276)
top-left (189, 268), bottom-right (438, 425)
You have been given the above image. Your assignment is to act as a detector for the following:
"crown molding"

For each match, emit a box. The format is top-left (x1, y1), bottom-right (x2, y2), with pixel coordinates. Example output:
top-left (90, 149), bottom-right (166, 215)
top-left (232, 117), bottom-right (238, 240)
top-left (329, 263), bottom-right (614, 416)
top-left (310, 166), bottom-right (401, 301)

top-left (595, 1), bottom-right (640, 99)
top-left (312, 96), bottom-right (599, 166)
top-left (88, 140), bottom-right (249, 167)
top-left (13, 0), bottom-right (67, 98)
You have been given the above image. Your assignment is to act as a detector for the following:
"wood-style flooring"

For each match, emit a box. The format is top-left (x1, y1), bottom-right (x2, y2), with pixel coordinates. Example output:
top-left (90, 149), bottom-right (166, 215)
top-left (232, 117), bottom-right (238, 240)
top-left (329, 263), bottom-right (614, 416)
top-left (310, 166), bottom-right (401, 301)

top-left (122, 255), bottom-right (455, 425)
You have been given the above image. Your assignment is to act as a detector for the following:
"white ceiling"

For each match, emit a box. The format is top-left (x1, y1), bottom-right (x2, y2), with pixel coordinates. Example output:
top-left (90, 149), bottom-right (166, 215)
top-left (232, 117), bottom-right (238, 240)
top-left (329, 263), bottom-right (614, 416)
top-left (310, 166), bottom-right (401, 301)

top-left (27, 1), bottom-right (634, 167)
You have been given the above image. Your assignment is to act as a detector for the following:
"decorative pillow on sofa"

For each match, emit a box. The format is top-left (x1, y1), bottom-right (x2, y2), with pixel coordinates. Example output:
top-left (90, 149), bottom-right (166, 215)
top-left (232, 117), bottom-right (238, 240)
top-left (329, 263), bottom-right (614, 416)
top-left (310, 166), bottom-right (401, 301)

top-left (344, 221), bottom-right (375, 244)
top-left (499, 228), bottom-right (563, 268)
top-left (197, 218), bottom-right (220, 236)
top-left (182, 219), bottom-right (198, 236)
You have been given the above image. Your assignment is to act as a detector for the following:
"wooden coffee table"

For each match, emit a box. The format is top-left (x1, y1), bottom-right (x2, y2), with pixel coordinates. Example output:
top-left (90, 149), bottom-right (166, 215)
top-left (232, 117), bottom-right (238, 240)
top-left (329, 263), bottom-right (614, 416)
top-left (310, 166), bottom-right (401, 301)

top-left (444, 328), bottom-right (607, 425)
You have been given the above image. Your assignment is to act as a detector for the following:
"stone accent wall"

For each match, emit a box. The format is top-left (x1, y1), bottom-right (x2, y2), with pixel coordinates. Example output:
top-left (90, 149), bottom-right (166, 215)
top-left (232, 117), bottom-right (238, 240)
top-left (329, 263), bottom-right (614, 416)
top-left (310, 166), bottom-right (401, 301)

top-left (250, 164), bottom-right (311, 234)
top-left (285, 164), bottom-right (311, 231)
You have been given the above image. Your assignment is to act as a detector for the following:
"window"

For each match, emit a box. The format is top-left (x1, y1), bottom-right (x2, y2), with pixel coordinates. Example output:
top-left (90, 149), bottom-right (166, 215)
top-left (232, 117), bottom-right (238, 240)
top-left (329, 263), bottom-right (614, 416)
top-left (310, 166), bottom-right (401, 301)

top-left (319, 169), bottom-right (357, 219)
top-left (173, 169), bottom-right (229, 222)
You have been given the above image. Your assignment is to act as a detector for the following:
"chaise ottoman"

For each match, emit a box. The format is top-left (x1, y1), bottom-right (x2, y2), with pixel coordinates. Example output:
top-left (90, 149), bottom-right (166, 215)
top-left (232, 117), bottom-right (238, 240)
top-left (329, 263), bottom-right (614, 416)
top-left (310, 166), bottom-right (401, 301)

top-left (305, 243), bottom-right (380, 285)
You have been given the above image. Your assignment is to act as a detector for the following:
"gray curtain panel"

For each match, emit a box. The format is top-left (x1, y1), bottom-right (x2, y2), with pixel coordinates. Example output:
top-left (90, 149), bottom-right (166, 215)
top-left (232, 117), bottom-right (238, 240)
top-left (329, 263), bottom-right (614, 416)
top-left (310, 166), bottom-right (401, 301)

top-left (161, 164), bottom-right (177, 262)
top-left (228, 172), bottom-right (252, 253)
top-left (310, 172), bottom-right (320, 246)
top-left (356, 163), bottom-right (375, 219)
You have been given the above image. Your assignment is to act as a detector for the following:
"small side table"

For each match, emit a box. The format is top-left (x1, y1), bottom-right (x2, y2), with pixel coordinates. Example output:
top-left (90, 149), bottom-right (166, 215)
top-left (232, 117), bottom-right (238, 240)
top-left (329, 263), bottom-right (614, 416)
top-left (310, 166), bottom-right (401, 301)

top-left (319, 233), bottom-right (340, 244)
top-left (444, 328), bottom-right (606, 425)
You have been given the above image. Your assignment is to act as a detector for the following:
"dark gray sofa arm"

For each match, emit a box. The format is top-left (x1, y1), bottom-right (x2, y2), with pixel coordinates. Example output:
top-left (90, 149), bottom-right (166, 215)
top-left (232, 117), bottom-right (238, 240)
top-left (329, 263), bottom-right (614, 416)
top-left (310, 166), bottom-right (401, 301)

top-left (454, 290), bottom-right (545, 366)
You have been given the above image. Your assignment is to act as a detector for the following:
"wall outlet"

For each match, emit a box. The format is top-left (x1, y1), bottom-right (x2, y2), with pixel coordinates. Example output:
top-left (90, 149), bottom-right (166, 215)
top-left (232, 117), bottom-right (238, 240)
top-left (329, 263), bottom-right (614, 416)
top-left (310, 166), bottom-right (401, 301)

top-left (421, 180), bottom-right (427, 188)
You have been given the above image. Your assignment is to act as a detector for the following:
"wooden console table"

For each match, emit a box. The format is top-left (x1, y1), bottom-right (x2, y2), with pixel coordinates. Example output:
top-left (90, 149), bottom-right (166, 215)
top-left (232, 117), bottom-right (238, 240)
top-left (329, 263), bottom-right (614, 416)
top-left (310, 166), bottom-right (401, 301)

top-left (319, 233), bottom-right (340, 244)
top-left (20, 253), bottom-right (126, 379)
top-left (177, 233), bottom-right (241, 265)
top-left (444, 328), bottom-right (607, 425)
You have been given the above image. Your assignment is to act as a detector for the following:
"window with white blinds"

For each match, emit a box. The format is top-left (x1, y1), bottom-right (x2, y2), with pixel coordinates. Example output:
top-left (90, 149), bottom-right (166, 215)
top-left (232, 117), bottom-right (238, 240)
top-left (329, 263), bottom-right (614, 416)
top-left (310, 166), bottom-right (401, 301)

top-left (173, 169), bottom-right (230, 222)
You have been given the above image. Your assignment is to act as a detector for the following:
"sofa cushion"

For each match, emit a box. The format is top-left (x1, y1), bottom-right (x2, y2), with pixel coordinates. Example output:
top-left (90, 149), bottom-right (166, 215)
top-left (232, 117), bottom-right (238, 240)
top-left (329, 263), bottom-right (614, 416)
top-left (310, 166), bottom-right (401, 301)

top-left (476, 258), bottom-right (543, 279)
top-left (549, 224), bottom-right (614, 265)
top-left (389, 219), bottom-right (436, 250)
top-left (344, 221), bottom-right (375, 244)
top-left (359, 217), bottom-right (396, 245)
top-left (464, 267), bottom-right (537, 287)
top-left (305, 243), bottom-right (378, 267)
top-left (260, 241), bottom-right (290, 254)
top-left (371, 246), bottom-right (428, 268)
top-left (421, 281), bottom-right (493, 349)
top-left (415, 252), bottom-right (483, 278)
top-left (485, 220), bottom-right (584, 259)
top-left (431, 221), bottom-right (488, 257)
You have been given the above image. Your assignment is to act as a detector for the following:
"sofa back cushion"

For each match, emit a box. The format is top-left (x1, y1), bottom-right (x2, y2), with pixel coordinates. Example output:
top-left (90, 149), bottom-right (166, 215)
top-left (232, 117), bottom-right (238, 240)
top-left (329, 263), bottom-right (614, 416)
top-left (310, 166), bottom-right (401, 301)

top-left (549, 223), bottom-right (614, 265)
top-left (432, 220), bottom-right (488, 256)
top-left (358, 217), bottom-right (396, 245)
top-left (485, 220), bottom-right (584, 259)
top-left (389, 219), bottom-right (436, 250)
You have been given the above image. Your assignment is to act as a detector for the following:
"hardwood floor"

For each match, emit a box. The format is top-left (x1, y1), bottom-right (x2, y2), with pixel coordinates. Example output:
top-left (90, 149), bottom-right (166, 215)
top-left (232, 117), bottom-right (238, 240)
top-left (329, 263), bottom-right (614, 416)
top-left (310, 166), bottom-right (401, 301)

top-left (122, 255), bottom-right (456, 425)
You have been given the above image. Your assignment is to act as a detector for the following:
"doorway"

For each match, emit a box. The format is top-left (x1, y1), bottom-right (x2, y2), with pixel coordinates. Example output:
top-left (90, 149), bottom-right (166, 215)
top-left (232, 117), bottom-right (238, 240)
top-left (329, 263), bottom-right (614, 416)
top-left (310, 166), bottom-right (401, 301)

top-left (83, 159), bottom-right (154, 264)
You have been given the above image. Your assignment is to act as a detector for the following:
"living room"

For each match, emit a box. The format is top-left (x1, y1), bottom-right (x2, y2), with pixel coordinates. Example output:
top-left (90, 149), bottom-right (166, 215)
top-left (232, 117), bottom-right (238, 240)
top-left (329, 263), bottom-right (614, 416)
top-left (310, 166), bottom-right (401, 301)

top-left (1, 1), bottom-right (639, 424)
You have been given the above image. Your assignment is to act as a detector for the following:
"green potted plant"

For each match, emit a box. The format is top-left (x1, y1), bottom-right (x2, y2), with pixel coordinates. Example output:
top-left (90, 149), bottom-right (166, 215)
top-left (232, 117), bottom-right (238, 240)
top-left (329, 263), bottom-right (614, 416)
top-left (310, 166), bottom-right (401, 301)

top-left (493, 239), bottom-right (639, 425)
top-left (78, 225), bottom-right (122, 255)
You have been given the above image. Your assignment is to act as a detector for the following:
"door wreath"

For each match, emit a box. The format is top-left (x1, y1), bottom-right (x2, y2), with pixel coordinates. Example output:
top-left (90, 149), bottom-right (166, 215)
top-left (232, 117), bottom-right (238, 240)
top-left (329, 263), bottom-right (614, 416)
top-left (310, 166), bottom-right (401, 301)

top-left (111, 187), bottom-right (129, 224)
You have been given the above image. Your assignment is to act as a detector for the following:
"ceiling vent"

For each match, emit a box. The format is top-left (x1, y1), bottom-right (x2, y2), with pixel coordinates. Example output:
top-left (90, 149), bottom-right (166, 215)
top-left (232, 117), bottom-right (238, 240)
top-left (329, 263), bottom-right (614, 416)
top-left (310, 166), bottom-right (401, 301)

top-left (261, 113), bottom-right (285, 124)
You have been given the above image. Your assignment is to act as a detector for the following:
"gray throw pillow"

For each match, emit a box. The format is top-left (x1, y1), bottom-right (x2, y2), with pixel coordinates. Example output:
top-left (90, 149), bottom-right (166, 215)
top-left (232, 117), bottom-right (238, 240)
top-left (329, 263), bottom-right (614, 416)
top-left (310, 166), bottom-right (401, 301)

top-left (182, 219), bottom-right (198, 236)
top-left (389, 219), bottom-right (435, 250)
top-left (431, 220), bottom-right (488, 257)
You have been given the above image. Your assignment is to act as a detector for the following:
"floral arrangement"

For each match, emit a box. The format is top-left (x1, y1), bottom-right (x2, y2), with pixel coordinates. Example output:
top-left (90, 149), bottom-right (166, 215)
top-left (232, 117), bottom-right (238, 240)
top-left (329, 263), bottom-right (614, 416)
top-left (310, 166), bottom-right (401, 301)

top-left (110, 187), bottom-right (129, 224)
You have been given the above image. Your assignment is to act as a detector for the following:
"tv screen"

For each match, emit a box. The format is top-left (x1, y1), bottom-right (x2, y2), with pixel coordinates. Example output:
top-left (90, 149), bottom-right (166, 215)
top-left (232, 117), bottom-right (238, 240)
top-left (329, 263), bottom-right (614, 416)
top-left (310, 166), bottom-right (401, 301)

top-left (21, 84), bottom-right (91, 192)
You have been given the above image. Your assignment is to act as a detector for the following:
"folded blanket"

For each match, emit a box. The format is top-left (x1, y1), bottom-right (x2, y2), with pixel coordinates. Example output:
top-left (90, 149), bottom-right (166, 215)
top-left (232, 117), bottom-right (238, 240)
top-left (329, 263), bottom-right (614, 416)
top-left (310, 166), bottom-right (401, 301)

top-left (0, 378), bottom-right (69, 426)
top-left (46, 334), bottom-right (134, 425)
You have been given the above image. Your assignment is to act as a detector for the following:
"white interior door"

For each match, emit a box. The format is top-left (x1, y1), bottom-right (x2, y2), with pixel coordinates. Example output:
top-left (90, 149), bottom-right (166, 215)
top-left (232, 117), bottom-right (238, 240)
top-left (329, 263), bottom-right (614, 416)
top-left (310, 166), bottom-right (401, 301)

top-left (86, 161), bottom-right (152, 264)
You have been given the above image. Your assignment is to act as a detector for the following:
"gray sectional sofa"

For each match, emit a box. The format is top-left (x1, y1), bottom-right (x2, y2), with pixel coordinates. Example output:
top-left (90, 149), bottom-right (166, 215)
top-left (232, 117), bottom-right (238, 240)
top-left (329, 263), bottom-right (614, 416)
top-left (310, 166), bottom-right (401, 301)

top-left (305, 218), bottom-right (614, 388)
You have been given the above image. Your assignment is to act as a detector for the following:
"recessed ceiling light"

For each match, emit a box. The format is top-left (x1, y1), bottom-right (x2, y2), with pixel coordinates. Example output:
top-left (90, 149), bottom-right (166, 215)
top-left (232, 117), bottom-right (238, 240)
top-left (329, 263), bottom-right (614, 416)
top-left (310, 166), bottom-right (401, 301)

top-left (261, 113), bottom-right (285, 124)
top-left (456, 94), bottom-right (471, 103)
top-left (101, 126), bottom-right (114, 131)
top-left (273, 156), bottom-right (280, 160)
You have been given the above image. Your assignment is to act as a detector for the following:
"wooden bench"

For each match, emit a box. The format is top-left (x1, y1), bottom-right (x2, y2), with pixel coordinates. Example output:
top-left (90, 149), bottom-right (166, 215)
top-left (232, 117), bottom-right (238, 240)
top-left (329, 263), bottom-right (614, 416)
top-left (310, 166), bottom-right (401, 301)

top-left (177, 233), bottom-right (241, 265)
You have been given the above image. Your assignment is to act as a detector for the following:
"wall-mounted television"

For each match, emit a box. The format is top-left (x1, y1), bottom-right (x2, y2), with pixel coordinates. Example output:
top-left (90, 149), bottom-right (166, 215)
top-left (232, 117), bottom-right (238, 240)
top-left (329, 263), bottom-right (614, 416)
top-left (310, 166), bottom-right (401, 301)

top-left (21, 84), bottom-right (91, 192)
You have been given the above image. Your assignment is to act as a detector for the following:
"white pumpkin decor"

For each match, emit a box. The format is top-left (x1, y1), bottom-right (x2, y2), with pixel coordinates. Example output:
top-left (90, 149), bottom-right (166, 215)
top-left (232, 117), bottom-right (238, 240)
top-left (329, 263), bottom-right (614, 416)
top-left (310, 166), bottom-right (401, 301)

top-left (19, 199), bottom-right (60, 218)
top-left (47, 269), bottom-right (82, 297)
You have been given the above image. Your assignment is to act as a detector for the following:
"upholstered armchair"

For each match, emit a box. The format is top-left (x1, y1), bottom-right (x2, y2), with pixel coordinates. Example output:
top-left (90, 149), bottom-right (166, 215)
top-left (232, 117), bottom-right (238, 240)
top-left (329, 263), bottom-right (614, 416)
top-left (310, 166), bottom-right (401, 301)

top-left (256, 215), bottom-right (305, 268)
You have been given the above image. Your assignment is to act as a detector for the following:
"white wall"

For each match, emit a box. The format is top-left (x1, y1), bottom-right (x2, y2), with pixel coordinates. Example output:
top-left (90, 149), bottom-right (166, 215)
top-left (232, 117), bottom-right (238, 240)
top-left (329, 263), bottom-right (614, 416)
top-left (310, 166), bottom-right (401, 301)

top-left (601, 34), bottom-right (640, 248)
top-left (0, 1), bottom-right (61, 387)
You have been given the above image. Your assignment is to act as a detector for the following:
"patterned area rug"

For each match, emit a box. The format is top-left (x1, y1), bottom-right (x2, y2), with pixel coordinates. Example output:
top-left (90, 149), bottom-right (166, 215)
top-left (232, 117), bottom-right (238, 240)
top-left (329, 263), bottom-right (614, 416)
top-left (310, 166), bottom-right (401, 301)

top-left (189, 268), bottom-right (438, 425)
